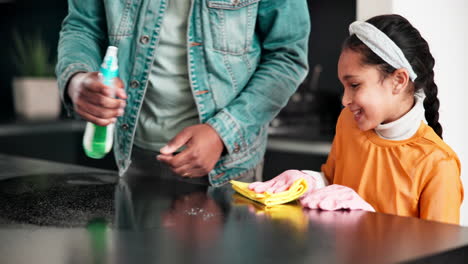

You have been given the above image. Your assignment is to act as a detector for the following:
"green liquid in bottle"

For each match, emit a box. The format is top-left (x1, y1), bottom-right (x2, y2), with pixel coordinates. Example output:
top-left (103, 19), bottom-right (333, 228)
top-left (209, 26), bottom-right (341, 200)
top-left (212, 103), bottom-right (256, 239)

top-left (83, 123), bottom-right (114, 159)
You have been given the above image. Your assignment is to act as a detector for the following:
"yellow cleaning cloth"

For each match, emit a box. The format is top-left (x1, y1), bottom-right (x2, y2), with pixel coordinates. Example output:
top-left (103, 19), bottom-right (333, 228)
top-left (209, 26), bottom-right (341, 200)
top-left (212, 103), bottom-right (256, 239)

top-left (230, 178), bottom-right (308, 206)
top-left (232, 194), bottom-right (309, 233)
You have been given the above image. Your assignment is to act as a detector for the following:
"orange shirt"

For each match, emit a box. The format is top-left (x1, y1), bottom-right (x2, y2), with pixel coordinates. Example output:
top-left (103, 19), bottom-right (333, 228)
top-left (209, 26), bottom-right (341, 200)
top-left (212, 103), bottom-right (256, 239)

top-left (322, 108), bottom-right (464, 224)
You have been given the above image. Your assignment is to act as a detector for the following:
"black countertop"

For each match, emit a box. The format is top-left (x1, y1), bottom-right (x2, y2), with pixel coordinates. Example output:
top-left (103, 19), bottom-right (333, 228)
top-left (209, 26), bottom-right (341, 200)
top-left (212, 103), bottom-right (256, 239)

top-left (0, 154), bottom-right (467, 264)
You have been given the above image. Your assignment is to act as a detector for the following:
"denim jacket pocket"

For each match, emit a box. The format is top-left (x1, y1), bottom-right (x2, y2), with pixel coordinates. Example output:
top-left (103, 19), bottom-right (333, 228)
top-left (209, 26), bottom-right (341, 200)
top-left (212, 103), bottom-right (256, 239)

top-left (104, 0), bottom-right (141, 44)
top-left (206, 0), bottom-right (260, 55)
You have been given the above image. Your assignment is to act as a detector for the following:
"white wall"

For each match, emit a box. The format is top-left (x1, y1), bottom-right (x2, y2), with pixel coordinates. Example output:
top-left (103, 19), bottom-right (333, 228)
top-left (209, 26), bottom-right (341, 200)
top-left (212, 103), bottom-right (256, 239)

top-left (357, 0), bottom-right (393, 21)
top-left (358, 0), bottom-right (468, 226)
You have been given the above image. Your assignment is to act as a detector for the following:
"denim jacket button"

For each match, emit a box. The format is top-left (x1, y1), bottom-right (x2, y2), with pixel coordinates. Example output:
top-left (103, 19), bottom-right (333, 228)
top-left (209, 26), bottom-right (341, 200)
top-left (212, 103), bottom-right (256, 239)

top-left (233, 143), bottom-right (241, 153)
top-left (130, 80), bottom-right (140, 88)
top-left (121, 123), bottom-right (129, 130)
top-left (140, 35), bottom-right (150, 45)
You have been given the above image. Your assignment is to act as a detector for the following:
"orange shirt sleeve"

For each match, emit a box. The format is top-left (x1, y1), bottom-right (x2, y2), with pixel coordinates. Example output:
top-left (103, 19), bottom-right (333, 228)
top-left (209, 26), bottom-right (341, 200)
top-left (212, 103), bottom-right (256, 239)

top-left (419, 157), bottom-right (463, 225)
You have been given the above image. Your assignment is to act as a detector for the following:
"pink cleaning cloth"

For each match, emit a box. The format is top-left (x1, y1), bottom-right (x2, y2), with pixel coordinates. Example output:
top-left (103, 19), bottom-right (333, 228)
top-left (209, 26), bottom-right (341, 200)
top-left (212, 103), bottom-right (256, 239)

top-left (300, 184), bottom-right (375, 212)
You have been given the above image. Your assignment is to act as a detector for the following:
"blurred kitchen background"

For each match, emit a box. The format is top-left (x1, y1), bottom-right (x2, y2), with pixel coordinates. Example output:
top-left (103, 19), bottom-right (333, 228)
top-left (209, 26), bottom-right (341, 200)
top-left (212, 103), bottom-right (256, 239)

top-left (0, 0), bottom-right (354, 174)
top-left (0, 0), bottom-right (467, 225)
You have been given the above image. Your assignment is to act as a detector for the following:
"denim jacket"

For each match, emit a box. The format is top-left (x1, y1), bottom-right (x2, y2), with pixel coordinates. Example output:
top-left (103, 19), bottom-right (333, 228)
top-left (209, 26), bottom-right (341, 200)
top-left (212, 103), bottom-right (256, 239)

top-left (56, 0), bottom-right (310, 187)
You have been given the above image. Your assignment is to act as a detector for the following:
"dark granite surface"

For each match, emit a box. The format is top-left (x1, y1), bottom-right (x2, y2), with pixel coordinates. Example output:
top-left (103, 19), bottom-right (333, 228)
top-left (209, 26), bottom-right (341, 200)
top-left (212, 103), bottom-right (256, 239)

top-left (0, 154), bottom-right (467, 264)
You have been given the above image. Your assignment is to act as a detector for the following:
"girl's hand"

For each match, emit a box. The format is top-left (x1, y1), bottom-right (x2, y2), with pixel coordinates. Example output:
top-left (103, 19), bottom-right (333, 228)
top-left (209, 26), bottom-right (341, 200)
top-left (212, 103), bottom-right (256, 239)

top-left (249, 170), bottom-right (317, 194)
top-left (67, 72), bottom-right (127, 126)
top-left (300, 184), bottom-right (375, 212)
top-left (156, 124), bottom-right (225, 178)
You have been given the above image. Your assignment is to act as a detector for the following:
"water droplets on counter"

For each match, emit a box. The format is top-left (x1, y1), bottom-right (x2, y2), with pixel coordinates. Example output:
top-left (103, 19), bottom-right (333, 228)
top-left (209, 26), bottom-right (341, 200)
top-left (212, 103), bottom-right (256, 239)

top-left (0, 173), bottom-right (117, 227)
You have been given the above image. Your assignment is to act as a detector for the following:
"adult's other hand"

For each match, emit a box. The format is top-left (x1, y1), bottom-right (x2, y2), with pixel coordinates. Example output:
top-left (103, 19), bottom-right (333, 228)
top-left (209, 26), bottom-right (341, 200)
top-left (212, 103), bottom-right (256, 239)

top-left (157, 124), bottom-right (225, 178)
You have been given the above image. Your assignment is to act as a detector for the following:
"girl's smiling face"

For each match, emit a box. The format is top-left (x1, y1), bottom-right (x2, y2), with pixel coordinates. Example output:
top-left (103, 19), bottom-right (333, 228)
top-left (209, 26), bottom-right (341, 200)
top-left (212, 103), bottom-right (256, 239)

top-left (338, 48), bottom-right (409, 131)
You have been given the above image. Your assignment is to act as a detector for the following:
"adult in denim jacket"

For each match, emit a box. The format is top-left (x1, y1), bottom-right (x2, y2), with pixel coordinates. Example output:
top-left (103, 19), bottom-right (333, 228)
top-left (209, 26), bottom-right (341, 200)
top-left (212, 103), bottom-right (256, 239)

top-left (56, 0), bottom-right (310, 187)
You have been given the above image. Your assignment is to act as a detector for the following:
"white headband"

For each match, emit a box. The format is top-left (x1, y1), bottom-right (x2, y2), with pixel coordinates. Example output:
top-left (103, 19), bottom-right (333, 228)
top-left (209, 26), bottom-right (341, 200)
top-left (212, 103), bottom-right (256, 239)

top-left (349, 21), bottom-right (418, 81)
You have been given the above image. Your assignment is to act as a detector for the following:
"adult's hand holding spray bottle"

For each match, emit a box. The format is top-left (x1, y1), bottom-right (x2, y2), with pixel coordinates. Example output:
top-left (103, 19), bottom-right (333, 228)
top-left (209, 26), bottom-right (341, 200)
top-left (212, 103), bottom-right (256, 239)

top-left (83, 46), bottom-right (119, 159)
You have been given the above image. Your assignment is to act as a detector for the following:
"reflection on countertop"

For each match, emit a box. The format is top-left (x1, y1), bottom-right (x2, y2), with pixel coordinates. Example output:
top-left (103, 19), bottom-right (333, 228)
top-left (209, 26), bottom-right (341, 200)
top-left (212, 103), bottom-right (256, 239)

top-left (0, 155), bottom-right (468, 264)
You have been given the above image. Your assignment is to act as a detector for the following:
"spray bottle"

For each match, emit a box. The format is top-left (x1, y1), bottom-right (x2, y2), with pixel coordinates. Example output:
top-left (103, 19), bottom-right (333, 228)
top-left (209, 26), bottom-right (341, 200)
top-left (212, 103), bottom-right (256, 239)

top-left (82, 46), bottom-right (119, 159)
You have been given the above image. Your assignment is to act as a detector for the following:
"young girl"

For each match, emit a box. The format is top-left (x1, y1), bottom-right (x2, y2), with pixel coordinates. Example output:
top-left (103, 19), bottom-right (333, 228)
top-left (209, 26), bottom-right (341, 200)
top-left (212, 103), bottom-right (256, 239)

top-left (249, 14), bottom-right (463, 225)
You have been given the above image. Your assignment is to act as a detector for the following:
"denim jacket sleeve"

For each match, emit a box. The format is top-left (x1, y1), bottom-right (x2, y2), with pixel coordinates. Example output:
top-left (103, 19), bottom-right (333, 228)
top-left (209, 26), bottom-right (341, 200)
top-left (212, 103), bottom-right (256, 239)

top-left (205, 0), bottom-right (310, 155)
top-left (55, 0), bottom-right (108, 116)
